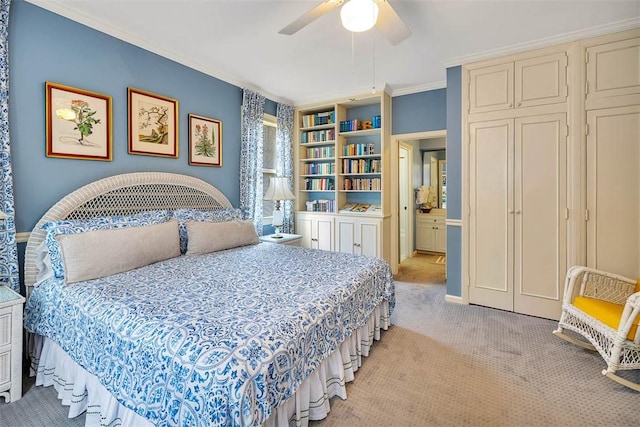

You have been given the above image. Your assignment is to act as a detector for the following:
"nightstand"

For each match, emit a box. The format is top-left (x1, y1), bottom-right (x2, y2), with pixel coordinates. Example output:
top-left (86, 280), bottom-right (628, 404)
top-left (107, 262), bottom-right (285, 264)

top-left (0, 286), bottom-right (25, 403)
top-left (259, 233), bottom-right (303, 246)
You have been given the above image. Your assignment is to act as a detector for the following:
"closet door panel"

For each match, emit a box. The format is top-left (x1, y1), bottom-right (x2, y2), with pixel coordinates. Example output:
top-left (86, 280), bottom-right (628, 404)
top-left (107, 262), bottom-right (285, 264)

top-left (514, 114), bottom-right (567, 320)
top-left (469, 63), bottom-right (514, 114)
top-left (515, 52), bottom-right (568, 108)
top-left (469, 120), bottom-right (514, 311)
top-left (587, 106), bottom-right (640, 279)
top-left (586, 37), bottom-right (640, 102)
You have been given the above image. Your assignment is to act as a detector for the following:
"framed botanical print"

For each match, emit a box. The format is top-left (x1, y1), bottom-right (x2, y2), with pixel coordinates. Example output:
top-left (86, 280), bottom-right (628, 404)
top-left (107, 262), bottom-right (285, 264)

top-left (46, 82), bottom-right (112, 161)
top-left (128, 87), bottom-right (179, 158)
top-left (188, 114), bottom-right (222, 167)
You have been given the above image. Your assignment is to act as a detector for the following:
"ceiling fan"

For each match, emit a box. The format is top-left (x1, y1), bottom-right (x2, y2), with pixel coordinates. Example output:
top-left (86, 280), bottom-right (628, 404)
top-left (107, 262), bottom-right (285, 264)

top-left (279, 0), bottom-right (411, 46)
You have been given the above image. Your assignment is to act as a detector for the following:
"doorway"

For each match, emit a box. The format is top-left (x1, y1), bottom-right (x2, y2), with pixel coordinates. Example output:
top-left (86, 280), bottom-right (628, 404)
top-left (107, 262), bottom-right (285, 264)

top-left (390, 130), bottom-right (447, 277)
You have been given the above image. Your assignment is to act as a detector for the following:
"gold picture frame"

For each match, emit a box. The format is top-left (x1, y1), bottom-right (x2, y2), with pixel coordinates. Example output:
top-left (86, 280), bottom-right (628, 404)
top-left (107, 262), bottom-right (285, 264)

top-left (128, 87), bottom-right (179, 158)
top-left (188, 114), bottom-right (223, 167)
top-left (46, 82), bottom-right (112, 161)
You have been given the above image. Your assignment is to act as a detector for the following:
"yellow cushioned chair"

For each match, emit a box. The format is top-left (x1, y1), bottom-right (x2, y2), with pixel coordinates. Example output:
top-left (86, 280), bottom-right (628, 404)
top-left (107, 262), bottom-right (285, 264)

top-left (554, 266), bottom-right (640, 391)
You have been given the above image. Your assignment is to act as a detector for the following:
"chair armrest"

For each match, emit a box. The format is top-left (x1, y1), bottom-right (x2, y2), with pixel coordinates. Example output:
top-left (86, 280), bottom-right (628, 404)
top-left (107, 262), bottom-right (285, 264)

top-left (619, 292), bottom-right (640, 344)
top-left (563, 266), bottom-right (636, 305)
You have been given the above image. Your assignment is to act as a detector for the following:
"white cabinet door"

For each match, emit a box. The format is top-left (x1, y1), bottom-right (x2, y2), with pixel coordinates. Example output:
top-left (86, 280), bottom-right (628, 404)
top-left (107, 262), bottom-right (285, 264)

top-left (469, 114), bottom-right (568, 320)
top-left (336, 217), bottom-right (381, 257)
top-left (469, 51), bottom-right (568, 114)
top-left (434, 223), bottom-right (447, 253)
top-left (515, 52), bottom-right (568, 108)
top-left (587, 105), bottom-right (640, 279)
top-left (469, 119), bottom-right (514, 311)
top-left (295, 213), bottom-right (334, 251)
top-left (469, 62), bottom-right (514, 114)
top-left (586, 37), bottom-right (640, 103)
top-left (336, 218), bottom-right (356, 254)
top-left (513, 113), bottom-right (567, 320)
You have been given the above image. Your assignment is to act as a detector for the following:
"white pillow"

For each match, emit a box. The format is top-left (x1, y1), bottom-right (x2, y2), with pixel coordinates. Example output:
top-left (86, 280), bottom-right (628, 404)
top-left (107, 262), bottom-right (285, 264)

top-left (185, 220), bottom-right (259, 256)
top-left (56, 219), bottom-right (181, 284)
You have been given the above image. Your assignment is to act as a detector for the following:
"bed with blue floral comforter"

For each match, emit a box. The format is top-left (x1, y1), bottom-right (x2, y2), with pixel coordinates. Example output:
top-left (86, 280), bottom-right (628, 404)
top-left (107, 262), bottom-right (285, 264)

top-left (24, 243), bottom-right (394, 426)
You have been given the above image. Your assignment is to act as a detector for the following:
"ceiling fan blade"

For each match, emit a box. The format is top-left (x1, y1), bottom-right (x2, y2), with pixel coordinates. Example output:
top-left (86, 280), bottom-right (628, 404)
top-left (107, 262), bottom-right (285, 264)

top-left (375, 0), bottom-right (411, 45)
top-left (278, 0), bottom-right (341, 35)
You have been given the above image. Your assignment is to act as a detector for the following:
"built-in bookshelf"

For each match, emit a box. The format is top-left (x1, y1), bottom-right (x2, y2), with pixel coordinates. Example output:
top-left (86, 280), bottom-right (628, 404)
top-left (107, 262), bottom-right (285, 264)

top-left (295, 92), bottom-right (390, 216)
top-left (294, 92), bottom-right (391, 262)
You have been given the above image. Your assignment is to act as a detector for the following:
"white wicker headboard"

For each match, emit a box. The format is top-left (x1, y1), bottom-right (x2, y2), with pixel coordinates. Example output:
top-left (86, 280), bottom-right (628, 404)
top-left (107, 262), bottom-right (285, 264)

top-left (24, 172), bottom-right (233, 294)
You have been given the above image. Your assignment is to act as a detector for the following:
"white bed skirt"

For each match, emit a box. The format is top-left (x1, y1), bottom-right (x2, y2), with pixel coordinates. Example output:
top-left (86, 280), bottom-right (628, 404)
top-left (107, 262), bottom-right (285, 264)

top-left (30, 301), bottom-right (390, 427)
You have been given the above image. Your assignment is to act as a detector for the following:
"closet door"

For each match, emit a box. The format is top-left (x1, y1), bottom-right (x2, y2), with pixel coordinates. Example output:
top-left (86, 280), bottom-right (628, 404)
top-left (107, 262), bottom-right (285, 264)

top-left (468, 63), bottom-right (514, 114)
top-left (513, 114), bottom-right (567, 320)
top-left (469, 119), bottom-right (514, 311)
top-left (587, 105), bottom-right (640, 279)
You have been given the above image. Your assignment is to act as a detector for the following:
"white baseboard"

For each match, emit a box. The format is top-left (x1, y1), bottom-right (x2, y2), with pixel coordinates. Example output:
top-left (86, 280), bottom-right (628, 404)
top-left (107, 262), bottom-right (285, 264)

top-left (445, 294), bottom-right (464, 305)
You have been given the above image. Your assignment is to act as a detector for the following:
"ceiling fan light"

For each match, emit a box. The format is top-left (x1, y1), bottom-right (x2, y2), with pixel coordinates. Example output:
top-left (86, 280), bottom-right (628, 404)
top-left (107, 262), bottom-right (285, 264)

top-left (340, 0), bottom-right (379, 33)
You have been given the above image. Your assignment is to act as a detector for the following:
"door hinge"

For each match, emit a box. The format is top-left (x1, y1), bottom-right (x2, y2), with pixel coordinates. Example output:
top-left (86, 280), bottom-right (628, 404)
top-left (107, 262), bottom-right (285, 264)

top-left (565, 208), bottom-right (569, 220)
top-left (585, 51), bottom-right (589, 64)
top-left (585, 209), bottom-right (590, 221)
top-left (585, 123), bottom-right (590, 136)
top-left (585, 80), bottom-right (589, 95)
top-left (566, 124), bottom-right (569, 137)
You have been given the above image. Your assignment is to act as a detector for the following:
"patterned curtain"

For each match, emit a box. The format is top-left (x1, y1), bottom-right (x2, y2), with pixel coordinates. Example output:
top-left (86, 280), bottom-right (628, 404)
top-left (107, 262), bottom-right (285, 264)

top-left (0, 0), bottom-right (19, 293)
top-left (276, 103), bottom-right (295, 234)
top-left (239, 89), bottom-right (265, 235)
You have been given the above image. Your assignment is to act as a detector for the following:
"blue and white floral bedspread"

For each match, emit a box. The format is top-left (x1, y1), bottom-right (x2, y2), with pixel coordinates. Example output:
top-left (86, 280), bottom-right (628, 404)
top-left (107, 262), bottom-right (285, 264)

top-left (24, 244), bottom-right (394, 426)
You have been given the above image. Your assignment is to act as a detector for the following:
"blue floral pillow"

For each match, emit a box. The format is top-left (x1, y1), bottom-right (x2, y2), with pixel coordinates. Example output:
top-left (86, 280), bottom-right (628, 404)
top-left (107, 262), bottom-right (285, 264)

top-left (41, 210), bottom-right (171, 280)
top-left (171, 208), bottom-right (244, 254)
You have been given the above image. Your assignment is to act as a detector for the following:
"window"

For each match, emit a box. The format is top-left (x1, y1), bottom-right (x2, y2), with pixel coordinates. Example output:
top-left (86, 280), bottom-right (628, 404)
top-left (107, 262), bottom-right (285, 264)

top-left (263, 113), bottom-right (277, 224)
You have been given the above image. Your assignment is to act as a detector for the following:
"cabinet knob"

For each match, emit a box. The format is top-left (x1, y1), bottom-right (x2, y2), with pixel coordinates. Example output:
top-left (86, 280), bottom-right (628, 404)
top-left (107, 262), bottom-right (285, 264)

top-left (515, 210), bottom-right (521, 214)
top-left (509, 210), bottom-right (514, 214)
top-left (311, 238), bottom-right (318, 242)
top-left (509, 103), bottom-right (513, 108)
top-left (517, 102), bottom-right (522, 107)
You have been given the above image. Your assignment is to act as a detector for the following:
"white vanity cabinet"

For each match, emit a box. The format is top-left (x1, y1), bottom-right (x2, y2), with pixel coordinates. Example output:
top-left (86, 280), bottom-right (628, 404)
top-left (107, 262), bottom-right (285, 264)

top-left (416, 212), bottom-right (446, 253)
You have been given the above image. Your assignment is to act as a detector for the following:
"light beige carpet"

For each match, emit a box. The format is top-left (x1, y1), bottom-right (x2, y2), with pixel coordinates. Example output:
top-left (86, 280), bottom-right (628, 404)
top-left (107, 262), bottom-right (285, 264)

top-left (312, 282), bottom-right (639, 426)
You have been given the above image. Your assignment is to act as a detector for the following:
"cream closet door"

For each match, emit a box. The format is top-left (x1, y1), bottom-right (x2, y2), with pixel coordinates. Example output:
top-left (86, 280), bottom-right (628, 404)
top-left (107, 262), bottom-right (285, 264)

top-left (587, 105), bottom-right (640, 279)
top-left (469, 119), bottom-right (514, 311)
top-left (513, 114), bottom-right (567, 319)
top-left (469, 114), bottom-right (567, 319)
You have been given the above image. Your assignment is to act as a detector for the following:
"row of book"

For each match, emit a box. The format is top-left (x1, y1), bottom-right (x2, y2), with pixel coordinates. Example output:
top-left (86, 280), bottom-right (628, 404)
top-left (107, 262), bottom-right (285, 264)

top-left (343, 143), bottom-right (376, 156)
top-left (343, 178), bottom-right (381, 191)
top-left (306, 146), bottom-right (335, 159)
top-left (301, 128), bottom-right (335, 144)
top-left (305, 199), bottom-right (334, 212)
top-left (304, 178), bottom-right (335, 191)
top-left (302, 111), bottom-right (335, 128)
top-left (339, 116), bottom-right (381, 132)
top-left (342, 158), bottom-right (381, 174)
top-left (304, 162), bottom-right (335, 175)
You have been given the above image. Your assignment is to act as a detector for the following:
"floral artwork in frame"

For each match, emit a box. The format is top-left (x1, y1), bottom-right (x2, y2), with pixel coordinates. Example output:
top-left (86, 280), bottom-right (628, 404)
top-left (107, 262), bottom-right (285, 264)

top-left (46, 82), bottom-right (112, 161)
top-left (128, 87), bottom-right (179, 158)
top-left (188, 114), bottom-right (222, 167)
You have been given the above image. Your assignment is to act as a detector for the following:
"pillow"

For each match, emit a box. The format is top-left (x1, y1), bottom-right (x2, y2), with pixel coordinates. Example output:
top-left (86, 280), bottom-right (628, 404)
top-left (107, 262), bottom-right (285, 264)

top-left (56, 219), bottom-right (180, 284)
top-left (172, 208), bottom-right (244, 254)
top-left (42, 210), bottom-right (171, 280)
top-left (185, 220), bottom-right (258, 256)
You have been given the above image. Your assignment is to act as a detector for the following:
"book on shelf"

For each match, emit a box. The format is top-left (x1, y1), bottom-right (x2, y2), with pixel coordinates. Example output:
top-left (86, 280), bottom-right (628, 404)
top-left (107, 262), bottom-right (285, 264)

top-left (343, 143), bottom-right (376, 156)
top-left (306, 199), bottom-right (334, 212)
top-left (302, 111), bottom-right (335, 128)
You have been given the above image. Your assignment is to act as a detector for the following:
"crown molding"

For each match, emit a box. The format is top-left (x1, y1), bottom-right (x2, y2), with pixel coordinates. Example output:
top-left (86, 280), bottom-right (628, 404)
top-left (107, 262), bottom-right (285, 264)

top-left (443, 17), bottom-right (640, 68)
top-left (294, 83), bottom-right (393, 107)
top-left (391, 81), bottom-right (447, 97)
top-left (24, 0), bottom-right (292, 105)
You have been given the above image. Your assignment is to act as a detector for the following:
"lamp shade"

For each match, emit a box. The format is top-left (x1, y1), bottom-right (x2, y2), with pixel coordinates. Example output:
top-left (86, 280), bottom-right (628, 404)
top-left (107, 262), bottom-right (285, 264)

top-left (264, 177), bottom-right (295, 201)
top-left (340, 0), bottom-right (379, 33)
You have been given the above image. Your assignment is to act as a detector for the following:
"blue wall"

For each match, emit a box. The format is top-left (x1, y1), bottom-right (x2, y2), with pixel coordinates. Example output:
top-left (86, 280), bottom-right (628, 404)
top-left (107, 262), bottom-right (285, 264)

top-left (445, 66), bottom-right (462, 297)
top-left (392, 88), bottom-right (446, 134)
top-left (392, 81), bottom-right (462, 298)
top-left (9, 2), bottom-right (278, 232)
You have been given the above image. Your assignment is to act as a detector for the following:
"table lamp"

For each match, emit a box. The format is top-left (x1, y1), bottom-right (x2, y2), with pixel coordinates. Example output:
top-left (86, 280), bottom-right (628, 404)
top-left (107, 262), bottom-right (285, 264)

top-left (264, 177), bottom-right (295, 238)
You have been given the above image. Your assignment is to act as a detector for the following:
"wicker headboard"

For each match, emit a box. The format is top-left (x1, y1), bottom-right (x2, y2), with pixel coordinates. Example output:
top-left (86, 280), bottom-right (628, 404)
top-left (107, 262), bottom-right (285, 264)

top-left (24, 172), bottom-right (233, 294)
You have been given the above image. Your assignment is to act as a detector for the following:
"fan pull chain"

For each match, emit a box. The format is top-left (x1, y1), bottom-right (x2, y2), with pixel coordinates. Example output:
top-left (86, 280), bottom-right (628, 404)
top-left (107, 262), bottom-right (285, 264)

top-left (372, 26), bottom-right (376, 92)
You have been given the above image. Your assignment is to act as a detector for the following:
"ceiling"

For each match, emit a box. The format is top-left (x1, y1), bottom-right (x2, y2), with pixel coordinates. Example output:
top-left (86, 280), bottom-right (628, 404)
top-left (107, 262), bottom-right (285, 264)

top-left (26, 1), bottom-right (640, 105)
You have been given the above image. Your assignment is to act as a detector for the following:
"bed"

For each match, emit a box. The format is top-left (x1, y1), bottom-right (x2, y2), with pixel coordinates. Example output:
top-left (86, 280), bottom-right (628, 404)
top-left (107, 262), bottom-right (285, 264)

top-left (23, 172), bottom-right (394, 427)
